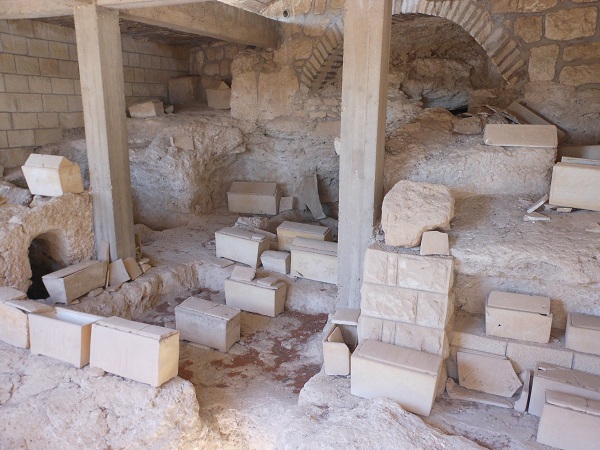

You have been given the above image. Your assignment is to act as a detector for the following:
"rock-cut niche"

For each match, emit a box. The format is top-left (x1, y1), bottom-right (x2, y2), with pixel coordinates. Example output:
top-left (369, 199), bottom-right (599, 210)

top-left (27, 230), bottom-right (68, 299)
top-left (389, 14), bottom-right (504, 113)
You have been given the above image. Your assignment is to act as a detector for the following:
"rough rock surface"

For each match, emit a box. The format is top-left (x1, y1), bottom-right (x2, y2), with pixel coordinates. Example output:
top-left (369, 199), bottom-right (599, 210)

top-left (385, 108), bottom-right (556, 198)
top-left (279, 371), bottom-right (482, 450)
top-left (0, 342), bottom-right (210, 450)
top-left (0, 180), bottom-right (32, 206)
top-left (0, 193), bottom-right (94, 292)
top-left (449, 195), bottom-right (600, 328)
top-left (382, 180), bottom-right (454, 247)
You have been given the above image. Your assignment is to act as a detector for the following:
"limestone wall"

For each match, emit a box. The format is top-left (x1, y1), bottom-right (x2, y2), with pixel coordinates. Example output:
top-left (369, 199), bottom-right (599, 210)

top-left (0, 19), bottom-right (188, 167)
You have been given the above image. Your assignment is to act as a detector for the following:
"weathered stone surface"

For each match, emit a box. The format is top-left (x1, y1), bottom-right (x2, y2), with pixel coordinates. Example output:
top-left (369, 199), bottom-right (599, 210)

top-left (452, 116), bottom-right (483, 135)
top-left (545, 7), bottom-right (598, 41)
top-left (382, 180), bottom-right (454, 247)
top-left (385, 109), bottom-right (557, 198)
top-left (0, 193), bottom-right (94, 292)
top-left (416, 291), bottom-right (454, 329)
top-left (563, 43), bottom-right (600, 62)
top-left (506, 342), bottom-right (573, 373)
top-left (363, 247), bottom-right (454, 294)
top-left (514, 16), bottom-right (543, 43)
top-left (560, 64), bottom-right (600, 86)
top-left (278, 397), bottom-right (482, 450)
top-left (360, 283), bottom-right (417, 324)
top-left (529, 45), bottom-right (559, 82)
top-left (0, 180), bottom-right (32, 206)
top-left (0, 341), bottom-right (209, 449)
top-left (492, 0), bottom-right (557, 13)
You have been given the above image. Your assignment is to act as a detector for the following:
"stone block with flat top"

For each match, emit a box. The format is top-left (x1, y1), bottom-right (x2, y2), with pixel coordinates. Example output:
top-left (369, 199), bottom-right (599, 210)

top-left (290, 237), bottom-right (337, 284)
top-left (90, 317), bottom-right (179, 387)
top-left (566, 313), bottom-right (600, 356)
top-left (22, 154), bottom-right (84, 197)
top-left (276, 221), bottom-right (332, 252)
top-left (175, 297), bottom-right (240, 352)
top-left (485, 290), bottom-right (552, 344)
top-left (29, 307), bottom-right (103, 368)
top-left (224, 277), bottom-right (287, 317)
top-left (260, 250), bottom-right (290, 274)
top-left (227, 181), bottom-right (281, 215)
top-left (351, 339), bottom-right (443, 416)
top-left (215, 227), bottom-right (270, 269)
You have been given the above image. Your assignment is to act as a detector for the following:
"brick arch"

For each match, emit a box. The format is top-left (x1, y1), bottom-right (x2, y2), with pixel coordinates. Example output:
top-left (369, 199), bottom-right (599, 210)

top-left (393, 0), bottom-right (527, 85)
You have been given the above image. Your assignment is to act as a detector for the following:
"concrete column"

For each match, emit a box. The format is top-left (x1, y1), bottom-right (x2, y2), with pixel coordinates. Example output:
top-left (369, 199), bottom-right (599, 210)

top-left (74, 5), bottom-right (135, 261)
top-left (337, 0), bottom-right (392, 307)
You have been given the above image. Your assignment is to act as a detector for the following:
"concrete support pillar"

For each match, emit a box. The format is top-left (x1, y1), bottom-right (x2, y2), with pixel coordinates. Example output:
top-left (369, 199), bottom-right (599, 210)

top-left (337, 0), bottom-right (392, 308)
top-left (74, 5), bottom-right (135, 261)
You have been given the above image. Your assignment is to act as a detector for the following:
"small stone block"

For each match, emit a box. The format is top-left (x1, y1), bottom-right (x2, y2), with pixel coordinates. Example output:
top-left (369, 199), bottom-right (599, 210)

top-left (529, 363), bottom-right (600, 417)
top-left (42, 260), bottom-right (108, 304)
top-left (279, 196), bottom-right (294, 211)
top-left (227, 181), bottom-right (281, 215)
top-left (29, 308), bottom-right (103, 368)
top-left (256, 276), bottom-right (280, 287)
top-left (90, 317), bottom-right (179, 387)
top-left (128, 100), bottom-right (164, 118)
top-left (549, 163), bottom-right (600, 212)
top-left (277, 221), bottom-right (332, 252)
top-left (230, 265), bottom-right (256, 282)
top-left (537, 391), bottom-right (600, 449)
top-left (107, 259), bottom-right (131, 288)
top-left (175, 297), bottom-right (240, 352)
top-left (351, 339), bottom-right (443, 416)
top-left (566, 313), bottom-right (600, 356)
top-left (22, 154), bottom-right (84, 197)
top-left (420, 231), bottom-right (450, 256)
top-left (323, 324), bottom-right (351, 376)
top-left (290, 237), bottom-right (337, 284)
top-left (260, 250), bottom-right (290, 274)
top-left (123, 257), bottom-right (142, 281)
top-left (224, 278), bottom-right (287, 317)
top-left (483, 124), bottom-right (558, 148)
top-left (215, 227), bottom-right (270, 269)
top-left (485, 291), bottom-right (552, 343)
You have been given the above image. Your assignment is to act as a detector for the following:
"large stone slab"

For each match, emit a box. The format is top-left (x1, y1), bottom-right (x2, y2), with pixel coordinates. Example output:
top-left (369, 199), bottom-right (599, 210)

top-left (381, 180), bottom-right (454, 247)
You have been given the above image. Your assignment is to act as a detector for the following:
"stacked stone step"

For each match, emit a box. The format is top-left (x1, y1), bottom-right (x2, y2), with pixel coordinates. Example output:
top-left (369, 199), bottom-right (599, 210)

top-left (358, 245), bottom-right (454, 358)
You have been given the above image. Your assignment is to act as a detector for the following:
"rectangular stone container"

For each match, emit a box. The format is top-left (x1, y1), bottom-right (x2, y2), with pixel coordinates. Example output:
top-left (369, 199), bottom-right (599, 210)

top-left (227, 181), bottom-right (281, 215)
top-left (351, 339), bottom-right (442, 416)
top-left (90, 317), bottom-right (179, 387)
top-left (206, 82), bottom-right (231, 110)
top-left (260, 250), bottom-right (291, 274)
top-left (537, 390), bottom-right (600, 449)
top-left (483, 124), bottom-right (558, 148)
top-left (22, 154), bottom-right (84, 197)
top-left (290, 237), bottom-right (337, 284)
top-left (485, 291), bottom-right (552, 344)
top-left (215, 227), bottom-right (270, 269)
top-left (566, 313), bottom-right (600, 356)
top-left (323, 324), bottom-right (351, 376)
top-left (529, 363), bottom-right (600, 417)
top-left (29, 308), bottom-right (103, 368)
top-left (0, 299), bottom-right (54, 349)
top-left (175, 297), bottom-right (240, 352)
top-left (549, 162), bottom-right (600, 212)
top-left (224, 278), bottom-right (287, 317)
top-left (276, 221), bottom-right (332, 251)
top-left (42, 260), bottom-right (108, 305)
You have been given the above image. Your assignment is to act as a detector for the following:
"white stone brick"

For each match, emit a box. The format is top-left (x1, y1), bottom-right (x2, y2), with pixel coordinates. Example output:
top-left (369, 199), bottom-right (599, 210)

top-left (360, 283), bottom-right (417, 324)
top-left (90, 317), bottom-right (179, 387)
top-left (506, 342), bottom-right (573, 374)
top-left (416, 291), bottom-right (454, 329)
top-left (394, 321), bottom-right (449, 358)
top-left (29, 308), bottom-right (102, 368)
top-left (351, 339), bottom-right (443, 416)
top-left (175, 297), bottom-right (240, 352)
top-left (566, 313), bottom-right (600, 356)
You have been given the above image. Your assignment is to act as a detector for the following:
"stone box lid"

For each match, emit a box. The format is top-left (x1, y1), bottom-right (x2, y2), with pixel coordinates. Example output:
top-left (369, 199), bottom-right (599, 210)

top-left (487, 291), bottom-right (550, 315)
top-left (175, 297), bottom-right (239, 320)
top-left (96, 316), bottom-right (178, 340)
top-left (546, 390), bottom-right (600, 417)
top-left (332, 308), bottom-right (361, 326)
top-left (228, 181), bottom-right (278, 196)
top-left (277, 221), bottom-right (330, 236)
top-left (354, 339), bottom-right (442, 376)
top-left (216, 227), bottom-right (266, 242)
top-left (261, 250), bottom-right (290, 261)
top-left (2, 299), bottom-right (54, 314)
top-left (537, 363), bottom-right (600, 392)
top-left (290, 237), bottom-right (337, 256)
top-left (570, 312), bottom-right (600, 331)
top-left (226, 277), bottom-right (286, 291)
top-left (24, 154), bottom-right (74, 169)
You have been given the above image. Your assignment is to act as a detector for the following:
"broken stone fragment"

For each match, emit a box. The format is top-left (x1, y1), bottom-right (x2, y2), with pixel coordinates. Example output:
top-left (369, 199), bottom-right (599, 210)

top-left (381, 180), bottom-right (454, 247)
top-left (523, 211), bottom-right (550, 222)
top-left (457, 350), bottom-right (522, 397)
